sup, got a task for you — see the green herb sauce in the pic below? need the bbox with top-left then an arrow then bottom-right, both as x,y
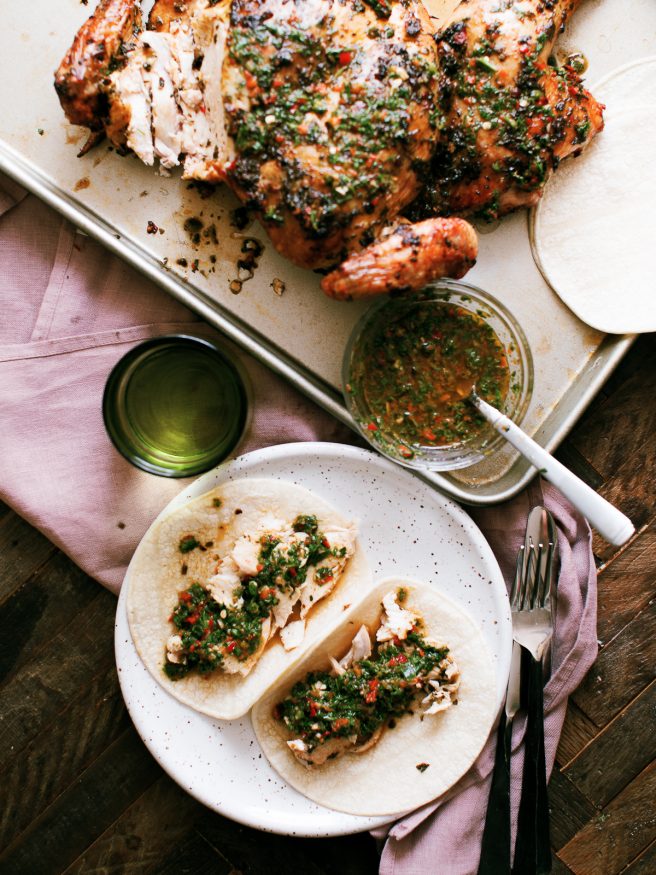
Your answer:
164,515 -> 343,680
275,630 -> 450,752
350,303 -> 509,454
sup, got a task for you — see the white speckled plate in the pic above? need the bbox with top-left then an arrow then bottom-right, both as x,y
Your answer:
115,443 -> 511,836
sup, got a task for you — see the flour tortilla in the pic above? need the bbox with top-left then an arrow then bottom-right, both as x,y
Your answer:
252,578 -> 496,816
532,57 -> 656,334
127,478 -> 371,720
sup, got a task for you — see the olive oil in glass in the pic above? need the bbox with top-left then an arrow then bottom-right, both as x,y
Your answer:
103,335 -> 249,477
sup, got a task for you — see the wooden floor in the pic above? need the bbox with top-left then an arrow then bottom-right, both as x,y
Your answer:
0,334 -> 654,875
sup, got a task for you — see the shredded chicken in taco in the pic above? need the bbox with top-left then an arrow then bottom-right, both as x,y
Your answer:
164,513 -> 356,679
274,589 -> 460,765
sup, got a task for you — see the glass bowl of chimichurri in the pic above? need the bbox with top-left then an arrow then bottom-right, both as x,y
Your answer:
342,280 -> 533,471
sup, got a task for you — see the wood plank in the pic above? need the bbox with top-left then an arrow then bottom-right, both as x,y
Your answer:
62,775 -> 202,875
297,834 -> 380,875
196,812 -> 336,875
0,728 -> 161,875
564,681 -> 656,808
154,829 -> 235,875
548,768 -> 598,851
0,587 -> 117,769
0,508 -> 57,602
572,600 -> 656,727
594,335 -> 654,400
567,336 -> 656,485
552,856 -> 575,875
0,550 -> 99,686
621,839 -> 656,874
595,524 -> 656,646
566,337 -> 656,562
558,761 -> 656,875
0,663 -> 129,850
556,701 -> 599,769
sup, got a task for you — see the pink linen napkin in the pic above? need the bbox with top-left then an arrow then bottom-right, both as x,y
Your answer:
0,175 -> 598,873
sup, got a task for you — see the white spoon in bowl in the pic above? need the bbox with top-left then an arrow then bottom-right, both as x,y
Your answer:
469,389 -> 634,546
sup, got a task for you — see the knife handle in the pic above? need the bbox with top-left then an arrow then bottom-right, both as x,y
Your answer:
477,710 -> 511,875
513,652 -> 552,874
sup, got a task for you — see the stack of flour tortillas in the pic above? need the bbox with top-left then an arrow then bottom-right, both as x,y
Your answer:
532,57 -> 656,334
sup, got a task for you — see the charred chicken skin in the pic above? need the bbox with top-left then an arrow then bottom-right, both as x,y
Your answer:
413,0 -> 604,219
54,0 -> 603,297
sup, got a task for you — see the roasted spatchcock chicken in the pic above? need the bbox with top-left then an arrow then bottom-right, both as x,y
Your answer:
54,0 -> 603,299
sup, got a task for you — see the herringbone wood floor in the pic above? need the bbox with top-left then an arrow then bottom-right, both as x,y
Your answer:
0,334 -> 654,875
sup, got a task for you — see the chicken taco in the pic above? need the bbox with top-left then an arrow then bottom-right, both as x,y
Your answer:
126,478 -> 370,720
252,579 -> 496,816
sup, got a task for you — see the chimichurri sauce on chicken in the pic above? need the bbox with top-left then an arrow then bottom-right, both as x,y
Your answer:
275,590 -> 460,765
164,513 -> 354,679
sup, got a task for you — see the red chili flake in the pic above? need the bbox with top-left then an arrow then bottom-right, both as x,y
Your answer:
185,613 -> 199,625
526,117 -> 545,136
226,640 -> 237,653
179,590 -> 193,603
421,428 -> 437,442
256,563 -> 264,572
288,567 -> 297,578
388,654 -> 408,666
398,445 -> 414,460
367,422 -> 378,432
519,43 -> 531,55
321,574 -> 333,584
207,617 -> 215,632
332,718 -> 349,731
243,70 -> 258,90
365,678 -> 379,703
308,701 -> 318,717
322,538 -> 331,548
338,50 -> 354,65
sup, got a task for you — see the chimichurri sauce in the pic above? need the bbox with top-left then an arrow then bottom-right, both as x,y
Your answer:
352,303 -> 509,453
164,514 -> 342,680
275,631 -> 449,752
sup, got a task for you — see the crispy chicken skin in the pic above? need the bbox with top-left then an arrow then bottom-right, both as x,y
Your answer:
54,0 -> 141,130
414,0 -> 605,219
321,217 -> 477,300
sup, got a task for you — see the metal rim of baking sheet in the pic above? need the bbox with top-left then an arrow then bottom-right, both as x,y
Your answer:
0,141 -> 635,506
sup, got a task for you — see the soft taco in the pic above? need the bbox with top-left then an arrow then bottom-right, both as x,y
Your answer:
126,478 -> 370,720
252,579 -> 497,816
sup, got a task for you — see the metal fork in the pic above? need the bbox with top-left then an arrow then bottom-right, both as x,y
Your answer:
512,508 -> 556,875
478,509 -> 555,875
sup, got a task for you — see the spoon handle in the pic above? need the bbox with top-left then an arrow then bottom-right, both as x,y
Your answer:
471,396 -> 634,546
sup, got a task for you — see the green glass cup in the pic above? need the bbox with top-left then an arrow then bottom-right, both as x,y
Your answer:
103,334 -> 250,477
